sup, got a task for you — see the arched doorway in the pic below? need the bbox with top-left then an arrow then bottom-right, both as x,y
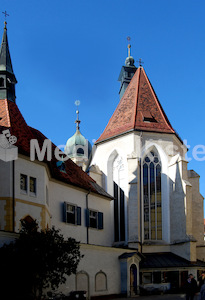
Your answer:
130,264 -> 137,296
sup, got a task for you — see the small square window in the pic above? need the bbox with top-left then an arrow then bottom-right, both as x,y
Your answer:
30,177 -> 36,194
20,174 -> 27,192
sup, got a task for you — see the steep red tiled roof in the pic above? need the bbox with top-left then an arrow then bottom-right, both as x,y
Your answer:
0,99 -> 111,199
97,67 -> 175,143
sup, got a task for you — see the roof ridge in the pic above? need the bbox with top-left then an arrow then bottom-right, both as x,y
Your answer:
133,67 -> 141,129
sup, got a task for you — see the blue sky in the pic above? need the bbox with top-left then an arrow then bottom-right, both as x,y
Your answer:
1,0 -> 205,210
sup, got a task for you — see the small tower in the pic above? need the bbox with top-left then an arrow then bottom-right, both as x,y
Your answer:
0,20 -> 17,102
118,37 -> 137,99
64,105 -> 92,171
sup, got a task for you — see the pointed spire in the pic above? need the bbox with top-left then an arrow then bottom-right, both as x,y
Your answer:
0,21 -> 14,75
0,19 -> 17,102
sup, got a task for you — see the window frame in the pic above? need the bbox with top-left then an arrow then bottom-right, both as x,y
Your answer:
20,174 -> 27,193
29,176 -> 37,196
86,209 -> 103,230
142,151 -> 162,241
63,202 -> 81,226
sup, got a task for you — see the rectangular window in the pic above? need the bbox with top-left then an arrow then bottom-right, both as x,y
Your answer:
85,209 -> 103,230
63,202 -> 81,225
30,177 -> 36,194
89,210 -> 97,228
142,272 -> 152,284
20,174 -> 27,192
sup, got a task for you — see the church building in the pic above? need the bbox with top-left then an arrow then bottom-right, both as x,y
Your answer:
0,21 -> 205,298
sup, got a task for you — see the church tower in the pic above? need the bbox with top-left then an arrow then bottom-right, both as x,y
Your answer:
0,21 -> 17,102
90,44 -> 203,262
118,39 -> 137,99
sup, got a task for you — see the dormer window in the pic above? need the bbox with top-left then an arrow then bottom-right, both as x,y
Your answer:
56,160 -> 66,173
141,111 -> 157,123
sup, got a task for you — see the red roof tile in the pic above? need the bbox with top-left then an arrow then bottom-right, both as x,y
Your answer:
0,99 -> 111,199
97,67 -> 175,143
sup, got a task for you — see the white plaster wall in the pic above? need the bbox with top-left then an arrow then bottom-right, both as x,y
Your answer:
59,244 -> 138,298
49,181 -> 113,247
15,157 -> 46,206
87,193 -> 113,246
92,134 -> 133,198
92,131 -> 184,249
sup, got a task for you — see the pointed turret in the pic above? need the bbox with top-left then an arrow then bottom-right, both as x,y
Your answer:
0,21 -> 17,102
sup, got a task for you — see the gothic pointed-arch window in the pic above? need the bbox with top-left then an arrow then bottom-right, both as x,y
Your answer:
143,151 -> 162,240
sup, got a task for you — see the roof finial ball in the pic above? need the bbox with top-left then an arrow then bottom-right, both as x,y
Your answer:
125,36 -> 135,66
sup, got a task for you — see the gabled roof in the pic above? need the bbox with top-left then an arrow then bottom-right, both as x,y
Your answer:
0,99 -> 112,199
97,66 -> 175,143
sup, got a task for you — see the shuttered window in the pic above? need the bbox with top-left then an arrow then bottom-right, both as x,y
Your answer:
85,209 -> 104,230
62,202 -> 81,225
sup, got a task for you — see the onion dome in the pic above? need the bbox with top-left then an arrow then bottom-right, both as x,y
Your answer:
64,109 -> 92,159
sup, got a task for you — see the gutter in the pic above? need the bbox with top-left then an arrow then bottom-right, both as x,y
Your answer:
86,190 -> 90,244
12,160 -> 15,232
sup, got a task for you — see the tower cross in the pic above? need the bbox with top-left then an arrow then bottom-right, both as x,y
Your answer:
137,58 -> 144,67
2,11 -> 9,21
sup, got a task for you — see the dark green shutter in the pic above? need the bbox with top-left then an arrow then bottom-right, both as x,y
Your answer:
98,212 -> 103,230
85,208 -> 90,227
62,202 -> 67,222
77,206 -> 81,225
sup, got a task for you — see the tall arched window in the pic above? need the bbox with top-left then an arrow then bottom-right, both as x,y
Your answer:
143,151 -> 162,240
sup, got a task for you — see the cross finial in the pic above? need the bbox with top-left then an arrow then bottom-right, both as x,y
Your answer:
2,11 -> 9,28
74,100 -> 81,130
127,36 -> 131,57
137,58 -> 144,67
